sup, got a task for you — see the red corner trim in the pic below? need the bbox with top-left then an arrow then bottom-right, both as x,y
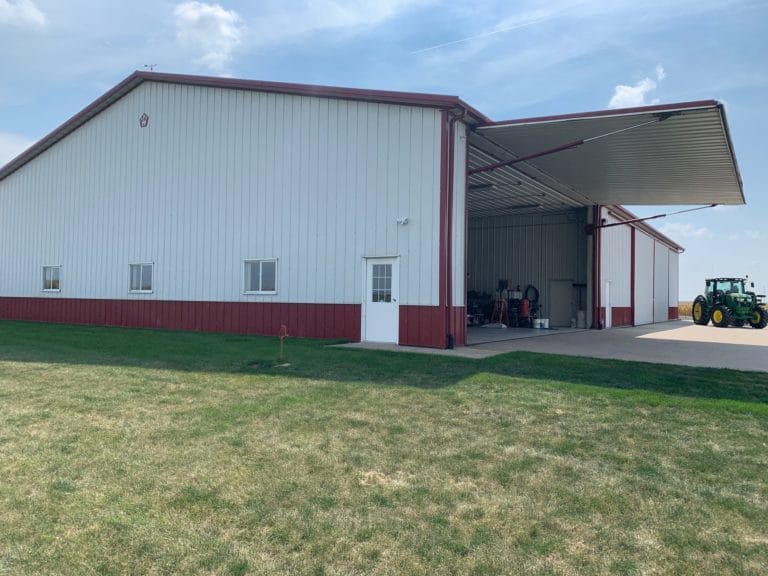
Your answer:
438,112 -> 450,345
630,227 -> 636,326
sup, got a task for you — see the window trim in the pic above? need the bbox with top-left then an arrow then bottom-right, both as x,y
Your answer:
243,258 -> 278,295
129,262 -> 154,294
42,265 -> 61,292
370,261 -> 394,303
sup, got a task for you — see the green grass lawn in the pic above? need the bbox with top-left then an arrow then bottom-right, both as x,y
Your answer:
1,321 -> 767,575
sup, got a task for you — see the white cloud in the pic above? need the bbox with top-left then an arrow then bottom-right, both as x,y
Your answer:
0,132 -> 34,166
0,0 -> 46,29
609,77 -> 657,108
174,1 -> 244,72
608,63 -> 667,108
659,222 -> 710,239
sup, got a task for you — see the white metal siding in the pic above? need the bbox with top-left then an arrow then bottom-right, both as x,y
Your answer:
654,242 -> 669,322
668,251 -> 679,309
452,121 -> 467,307
467,209 -> 588,318
634,231 -> 654,325
599,212 -> 632,308
0,82 -> 444,305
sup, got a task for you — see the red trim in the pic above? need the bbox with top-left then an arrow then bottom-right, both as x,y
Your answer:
399,305 -> 447,348
668,307 -> 679,320
445,114 -> 457,347
592,205 -> 602,329
478,100 -> 720,128
445,113 -> 453,344
630,227 -> 636,326
462,123 -> 470,348
652,241 -> 657,322
600,306 -> 633,327
439,111 -> 449,310
0,298 -> 360,341
437,111 -> 450,347
452,307 -> 466,348
140,72 -> 489,122
439,113 -> 466,348
0,71 -> 488,183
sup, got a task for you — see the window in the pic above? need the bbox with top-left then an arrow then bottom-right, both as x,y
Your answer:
42,266 -> 61,291
244,259 -> 277,294
371,263 -> 392,302
130,263 -> 153,292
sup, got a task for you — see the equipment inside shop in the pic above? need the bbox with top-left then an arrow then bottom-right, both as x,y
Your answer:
467,280 -> 588,331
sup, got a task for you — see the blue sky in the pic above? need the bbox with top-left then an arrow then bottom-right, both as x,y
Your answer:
2,0 -> 766,299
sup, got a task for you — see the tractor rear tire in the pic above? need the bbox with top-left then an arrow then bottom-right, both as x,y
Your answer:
748,306 -> 768,329
711,304 -> 731,328
692,296 -> 710,325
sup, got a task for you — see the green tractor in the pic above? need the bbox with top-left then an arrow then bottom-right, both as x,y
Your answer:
692,278 -> 767,329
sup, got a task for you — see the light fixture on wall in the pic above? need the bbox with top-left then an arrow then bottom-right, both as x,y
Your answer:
396,216 -> 409,225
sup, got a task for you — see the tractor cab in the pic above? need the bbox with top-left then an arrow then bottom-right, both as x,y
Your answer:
706,278 -> 750,304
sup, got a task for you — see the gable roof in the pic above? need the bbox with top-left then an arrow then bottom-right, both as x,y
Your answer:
0,71 -> 489,183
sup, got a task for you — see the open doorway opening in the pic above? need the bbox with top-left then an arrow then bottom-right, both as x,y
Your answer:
462,128 -> 593,345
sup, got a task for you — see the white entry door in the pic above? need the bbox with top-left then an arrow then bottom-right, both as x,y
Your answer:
363,258 -> 399,343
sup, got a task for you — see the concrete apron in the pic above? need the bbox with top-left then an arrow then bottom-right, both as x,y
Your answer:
336,321 -> 768,372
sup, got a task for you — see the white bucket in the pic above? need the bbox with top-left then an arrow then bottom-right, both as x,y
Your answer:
540,318 -> 549,329
533,319 -> 542,328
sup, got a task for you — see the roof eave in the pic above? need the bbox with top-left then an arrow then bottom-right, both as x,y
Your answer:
0,72 -> 145,182
138,71 -> 490,122
477,100 -> 722,129
714,101 -> 745,204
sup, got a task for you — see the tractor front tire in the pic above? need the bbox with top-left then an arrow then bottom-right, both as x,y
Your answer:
692,296 -> 710,325
711,304 -> 731,328
748,306 -> 768,329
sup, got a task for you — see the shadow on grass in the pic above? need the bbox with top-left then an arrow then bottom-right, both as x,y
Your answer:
1,320 -> 768,406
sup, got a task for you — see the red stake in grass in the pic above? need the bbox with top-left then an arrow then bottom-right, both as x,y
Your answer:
278,324 -> 289,362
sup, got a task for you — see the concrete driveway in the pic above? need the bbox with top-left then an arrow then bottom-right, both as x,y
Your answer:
340,320 -> 768,372
471,320 -> 768,372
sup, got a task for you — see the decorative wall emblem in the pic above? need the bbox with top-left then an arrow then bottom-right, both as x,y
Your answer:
139,113 -> 150,128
